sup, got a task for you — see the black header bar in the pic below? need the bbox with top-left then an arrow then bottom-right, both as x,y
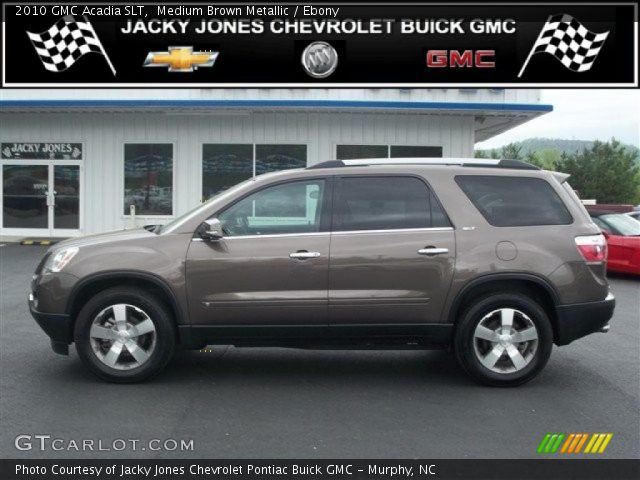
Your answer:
1,2 -> 638,87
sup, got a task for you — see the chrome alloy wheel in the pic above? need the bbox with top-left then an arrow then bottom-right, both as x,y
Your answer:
472,308 -> 539,374
89,304 -> 156,370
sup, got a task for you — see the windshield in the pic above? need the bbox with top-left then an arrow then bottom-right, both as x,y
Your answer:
159,179 -> 255,234
600,214 -> 640,236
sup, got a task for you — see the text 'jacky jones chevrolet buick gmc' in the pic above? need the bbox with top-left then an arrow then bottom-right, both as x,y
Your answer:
29,158 -> 614,385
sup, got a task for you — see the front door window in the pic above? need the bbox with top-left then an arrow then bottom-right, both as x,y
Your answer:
218,180 -> 326,236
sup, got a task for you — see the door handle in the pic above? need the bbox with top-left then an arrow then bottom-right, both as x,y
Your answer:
289,251 -> 321,259
418,247 -> 449,256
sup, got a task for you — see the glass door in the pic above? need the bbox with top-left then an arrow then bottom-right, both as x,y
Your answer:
52,164 -> 80,235
1,163 -> 81,237
2,164 -> 50,236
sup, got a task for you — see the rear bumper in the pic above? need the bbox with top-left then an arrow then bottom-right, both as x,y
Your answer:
555,292 -> 615,346
29,293 -> 71,355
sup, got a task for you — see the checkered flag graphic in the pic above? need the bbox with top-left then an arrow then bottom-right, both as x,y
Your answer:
27,15 -> 116,75
518,14 -> 609,77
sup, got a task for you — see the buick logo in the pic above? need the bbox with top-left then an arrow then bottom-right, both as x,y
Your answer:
301,41 -> 338,78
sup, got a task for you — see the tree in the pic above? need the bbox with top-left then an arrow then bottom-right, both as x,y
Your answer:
474,148 -> 502,159
525,148 -> 560,170
556,139 -> 640,204
501,143 -> 523,160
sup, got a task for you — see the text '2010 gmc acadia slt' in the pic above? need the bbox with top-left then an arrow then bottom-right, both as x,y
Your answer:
29,158 -> 615,386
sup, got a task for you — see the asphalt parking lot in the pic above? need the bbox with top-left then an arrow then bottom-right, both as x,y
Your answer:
1,243 -> 638,459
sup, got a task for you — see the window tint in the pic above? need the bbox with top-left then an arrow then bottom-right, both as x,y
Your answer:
591,217 -> 611,233
124,144 -> 173,215
219,180 -> 325,236
202,144 -> 253,200
336,145 -> 388,160
598,214 -> 640,236
336,145 -> 443,160
455,175 -> 573,227
335,176 -> 451,231
202,144 -> 308,201
255,144 -> 307,174
390,145 -> 443,158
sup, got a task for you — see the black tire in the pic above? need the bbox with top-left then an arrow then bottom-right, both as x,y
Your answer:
454,292 -> 553,387
74,287 -> 175,383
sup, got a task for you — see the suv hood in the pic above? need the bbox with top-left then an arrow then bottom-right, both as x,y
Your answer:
50,228 -> 155,251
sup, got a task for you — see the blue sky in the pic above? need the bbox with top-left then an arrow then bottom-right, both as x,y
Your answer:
476,89 -> 640,149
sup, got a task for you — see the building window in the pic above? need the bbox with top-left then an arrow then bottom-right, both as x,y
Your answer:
202,144 -> 253,200
202,144 -> 307,199
336,145 -> 443,160
390,145 -> 443,158
336,145 -> 388,160
255,144 -> 307,174
124,144 -> 173,216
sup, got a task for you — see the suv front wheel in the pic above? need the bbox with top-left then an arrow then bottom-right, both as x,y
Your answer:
454,292 -> 553,387
74,288 -> 175,383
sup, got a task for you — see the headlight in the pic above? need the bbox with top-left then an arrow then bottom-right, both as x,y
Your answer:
43,247 -> 79,273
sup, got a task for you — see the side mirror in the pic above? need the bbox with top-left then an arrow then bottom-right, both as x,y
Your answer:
601,230 -> 610,238
200,218 -> 224,241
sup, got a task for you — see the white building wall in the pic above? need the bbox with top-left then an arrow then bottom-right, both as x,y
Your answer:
0,111 -> 474,235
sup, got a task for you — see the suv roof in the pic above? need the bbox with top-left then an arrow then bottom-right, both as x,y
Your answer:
307,158 -> 540,171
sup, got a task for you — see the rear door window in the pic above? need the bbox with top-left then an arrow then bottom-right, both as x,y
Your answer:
334,176 -> 451,231
455,175 -> 573,227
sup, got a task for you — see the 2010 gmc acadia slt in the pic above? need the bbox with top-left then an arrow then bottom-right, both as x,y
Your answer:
29,159 -> 615,385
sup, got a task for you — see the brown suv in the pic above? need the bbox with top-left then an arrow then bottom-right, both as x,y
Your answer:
29,159 -> 615,385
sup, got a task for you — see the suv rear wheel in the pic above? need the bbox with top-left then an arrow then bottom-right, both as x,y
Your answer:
74,288 -> 175,383
454,292 -> 553,387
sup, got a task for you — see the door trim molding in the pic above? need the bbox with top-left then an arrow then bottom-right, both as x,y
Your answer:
191,227 -> 453,241
332,227 -> 454,235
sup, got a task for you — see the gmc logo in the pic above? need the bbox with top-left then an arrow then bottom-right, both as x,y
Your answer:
426,50 -> 496,68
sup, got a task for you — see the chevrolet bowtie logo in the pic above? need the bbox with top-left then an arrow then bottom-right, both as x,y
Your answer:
143,46 -> 218,72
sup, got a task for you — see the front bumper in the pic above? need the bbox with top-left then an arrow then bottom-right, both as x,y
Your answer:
28,293 -> 71,355
555,292 -> 615,346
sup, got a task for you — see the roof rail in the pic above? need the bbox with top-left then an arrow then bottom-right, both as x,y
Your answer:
307,158 -> 540,170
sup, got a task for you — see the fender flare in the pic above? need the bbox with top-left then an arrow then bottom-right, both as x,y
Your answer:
66,270 -> 184,323
447,272 -> 560,324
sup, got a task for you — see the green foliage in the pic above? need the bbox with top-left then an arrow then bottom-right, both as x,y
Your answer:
474,138 -> 640,204
476,138 -> 639,165
508,138 -> 638,159
556,139 -> 640,204
525,148 -> 561,170
500,143 -> 523,160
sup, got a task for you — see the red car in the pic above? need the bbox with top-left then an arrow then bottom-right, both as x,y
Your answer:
589,211 -> 640,275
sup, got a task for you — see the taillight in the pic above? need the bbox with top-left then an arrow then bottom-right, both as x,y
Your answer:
575,234 -> 607,262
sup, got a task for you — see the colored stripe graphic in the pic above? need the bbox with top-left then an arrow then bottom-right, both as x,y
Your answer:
540,433 -> 613,454
574,433 -> 589,453
585,433 -> 613,453
560,433 -> 575,453
537,434 -> 552,453
537,433 -> 565,453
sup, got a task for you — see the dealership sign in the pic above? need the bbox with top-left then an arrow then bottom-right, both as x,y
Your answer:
1,143 -> 83,160
1,2 -> 636,87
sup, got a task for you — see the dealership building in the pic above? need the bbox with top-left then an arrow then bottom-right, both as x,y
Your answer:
0,88 -> 551,238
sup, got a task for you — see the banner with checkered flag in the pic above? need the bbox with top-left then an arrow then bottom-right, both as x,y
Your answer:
518,14 -> 609,77
26,15 -> 116,75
